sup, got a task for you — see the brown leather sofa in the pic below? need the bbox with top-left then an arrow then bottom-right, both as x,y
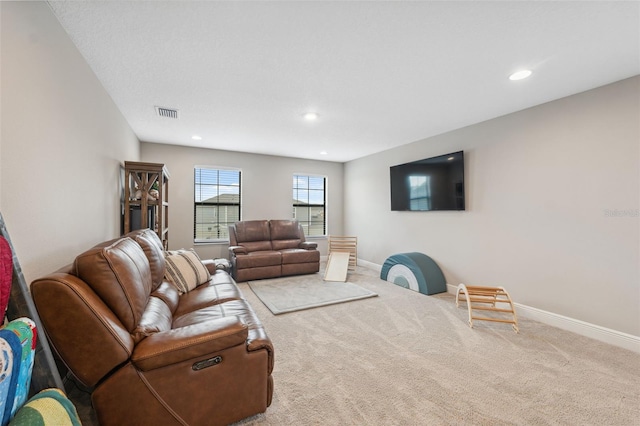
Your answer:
228,220 -> 320,282
31,229 -> 273,426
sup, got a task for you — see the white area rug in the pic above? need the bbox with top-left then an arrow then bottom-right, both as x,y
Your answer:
248,273 -> 377,315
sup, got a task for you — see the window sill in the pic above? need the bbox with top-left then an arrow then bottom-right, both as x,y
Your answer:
194,239 -> 230,245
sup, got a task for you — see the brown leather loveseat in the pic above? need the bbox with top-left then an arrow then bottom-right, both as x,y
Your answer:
228,219 -> 320,282
31,229 -> 273,426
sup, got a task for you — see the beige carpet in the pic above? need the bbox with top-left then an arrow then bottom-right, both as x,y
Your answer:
248,274 -> 377,314
68,266 -> 640,425
233,266 -> 640,425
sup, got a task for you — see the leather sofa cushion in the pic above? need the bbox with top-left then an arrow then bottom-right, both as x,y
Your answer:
210,269 -> 237,285
150,281 -> 180,314
234,266 -> 281,283
240,241 -> 273,253
132,296 -> 173,343
270,221 -> 304,250
282,262 -> 319,277
173,281 -> 244,317
234,251 -> 281,269
129,229 -> 166,291
271,239 -> 301,250
172,300 -> 256,328
152,267 -> 243,316
281,249 -> 320,264
269,220 -> 301,240
74,238 -> 151,332
234,220 -> 271,243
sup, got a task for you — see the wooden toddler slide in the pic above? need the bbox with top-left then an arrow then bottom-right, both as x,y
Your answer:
456,284 -> 519,333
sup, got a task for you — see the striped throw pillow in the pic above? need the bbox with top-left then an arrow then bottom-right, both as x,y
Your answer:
164,249 -> 211,294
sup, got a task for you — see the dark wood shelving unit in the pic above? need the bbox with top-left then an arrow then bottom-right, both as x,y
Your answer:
123,161 -> 169,249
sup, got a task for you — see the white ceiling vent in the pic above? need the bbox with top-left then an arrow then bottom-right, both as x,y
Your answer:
155,106 -> 179,119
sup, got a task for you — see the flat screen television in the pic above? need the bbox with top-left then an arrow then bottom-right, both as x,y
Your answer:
390,151 -> 465,211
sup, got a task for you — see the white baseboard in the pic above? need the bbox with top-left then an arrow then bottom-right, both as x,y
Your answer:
357,258 -> 382,272
446,283 -> 640,353
355,262 -> 639,353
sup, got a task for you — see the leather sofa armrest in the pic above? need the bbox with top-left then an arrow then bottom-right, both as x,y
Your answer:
201,258 -> 232,275
131,316 -> 248,371
299,241 -> 317,250
201,259 -> 217,275
229,245 -> 247,255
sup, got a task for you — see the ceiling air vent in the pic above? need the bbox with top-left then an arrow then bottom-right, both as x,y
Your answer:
155,106 -> 179,119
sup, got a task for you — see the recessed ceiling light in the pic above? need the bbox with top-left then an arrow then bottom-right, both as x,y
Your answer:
192,135 -> 202,140
320,151 -> 328,155
509,70 -> 532,81
303,112 -> 319,121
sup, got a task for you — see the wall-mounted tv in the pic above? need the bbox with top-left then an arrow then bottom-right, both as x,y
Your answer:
390,151 -> 465,211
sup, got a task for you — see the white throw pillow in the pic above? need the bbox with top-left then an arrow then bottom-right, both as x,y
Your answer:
164,249 -> 211,294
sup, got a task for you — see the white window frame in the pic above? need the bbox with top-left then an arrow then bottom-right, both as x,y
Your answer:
293,174 -> 327,237
194,166 -> 242,243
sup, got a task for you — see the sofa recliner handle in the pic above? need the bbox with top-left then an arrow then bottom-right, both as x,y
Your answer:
192,355 -> 223,371
131,316 -> 248,371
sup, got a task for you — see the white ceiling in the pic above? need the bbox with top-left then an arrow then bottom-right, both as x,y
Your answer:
47,1 -> 640,163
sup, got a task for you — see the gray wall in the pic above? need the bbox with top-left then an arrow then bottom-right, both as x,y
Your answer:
0,2 -> 140,283
141,143 -> 344,260
344,76 -> 639,336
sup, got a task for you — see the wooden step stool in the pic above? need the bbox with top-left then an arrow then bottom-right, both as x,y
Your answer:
456,284 -> 519,333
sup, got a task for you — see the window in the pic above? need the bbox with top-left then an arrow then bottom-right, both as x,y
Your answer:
194,167 -> 241,241
293,175 -> 326,237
